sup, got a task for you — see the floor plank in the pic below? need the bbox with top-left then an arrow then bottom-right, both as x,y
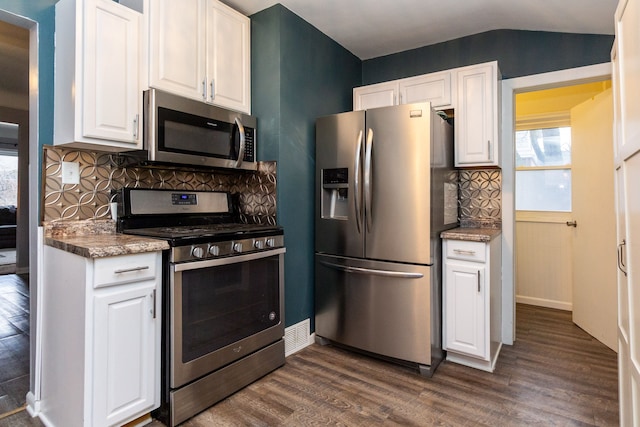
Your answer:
0,272 -> 619,426
149,304 -> 619,426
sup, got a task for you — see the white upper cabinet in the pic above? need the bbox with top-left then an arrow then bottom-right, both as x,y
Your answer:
54,0 -> 143,151
399,71 -> 454,108
353,62 -> 500,168
454,61 -> 500,167
149,0 -> 251,113
353,81 -> 399,111
207,1 -> 251,113
149,0 -> 206,101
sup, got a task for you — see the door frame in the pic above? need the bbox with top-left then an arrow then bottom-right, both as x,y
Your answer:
500,62 -> 612,344
0,7 -> 41,413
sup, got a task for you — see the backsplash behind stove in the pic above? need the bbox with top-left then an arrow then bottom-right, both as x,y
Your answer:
42,146 -> 502,228
42,146 -> 277,225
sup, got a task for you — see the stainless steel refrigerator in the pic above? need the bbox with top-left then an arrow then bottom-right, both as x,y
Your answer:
314,102 -> 457,376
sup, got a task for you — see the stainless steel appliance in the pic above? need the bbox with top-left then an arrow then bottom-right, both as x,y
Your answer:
143,88 -> 257,171
119,188 -> 285,426
315,102 -> 457,376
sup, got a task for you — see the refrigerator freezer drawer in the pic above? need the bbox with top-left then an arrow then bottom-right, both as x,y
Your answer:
315,253 -> 433,366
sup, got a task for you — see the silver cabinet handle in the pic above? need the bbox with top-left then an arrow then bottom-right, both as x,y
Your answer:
234,117 -> 246,169
210,79 -> 215,101
114,265 -> 150,274
354,129 -> 363,234
566,221 -> 577,227
487,140 -> 492,161
202,79 -> 207,100
477,270 -> 481,292
453,249 -> 476,255
618,239 -> 628,276
133,114 -> 139,140
150,289 -> 156,319
364,128 -> 374,232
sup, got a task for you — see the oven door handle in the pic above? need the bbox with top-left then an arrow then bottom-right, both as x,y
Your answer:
172,248 -> 286,272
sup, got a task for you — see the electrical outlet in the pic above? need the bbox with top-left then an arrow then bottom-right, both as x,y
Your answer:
61,161 -> 80,184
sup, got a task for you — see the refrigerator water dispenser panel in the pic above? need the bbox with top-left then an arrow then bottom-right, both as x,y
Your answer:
322,168 -> 349,219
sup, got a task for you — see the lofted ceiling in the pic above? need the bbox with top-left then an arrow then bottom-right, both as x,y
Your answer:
220,0 -> 618,60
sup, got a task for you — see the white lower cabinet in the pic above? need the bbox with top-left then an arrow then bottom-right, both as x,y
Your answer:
443,236 -> 502,372
40,248 -> 161,427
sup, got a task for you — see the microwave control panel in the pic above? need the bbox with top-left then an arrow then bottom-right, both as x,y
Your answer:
244,127 -> 255,162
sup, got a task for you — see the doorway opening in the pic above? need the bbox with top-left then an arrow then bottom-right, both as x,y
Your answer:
501,63 -> 614,346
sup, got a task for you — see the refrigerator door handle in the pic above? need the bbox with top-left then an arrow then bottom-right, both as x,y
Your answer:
319,260 -> 424,279
354,130 -> 363,234
364,128 -> 374,232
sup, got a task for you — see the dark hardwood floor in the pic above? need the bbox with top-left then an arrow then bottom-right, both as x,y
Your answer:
153,304 -> 619,426
0,272 -> 619,426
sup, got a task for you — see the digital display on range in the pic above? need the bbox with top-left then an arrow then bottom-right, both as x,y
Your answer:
171,193 -> 197,205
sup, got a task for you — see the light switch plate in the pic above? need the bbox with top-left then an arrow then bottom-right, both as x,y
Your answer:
61,161 -> 80,184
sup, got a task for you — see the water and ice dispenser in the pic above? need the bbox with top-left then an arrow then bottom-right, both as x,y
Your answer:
321,168 -> 349,219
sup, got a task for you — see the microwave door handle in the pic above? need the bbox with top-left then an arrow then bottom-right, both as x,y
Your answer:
234,117 -> 246,168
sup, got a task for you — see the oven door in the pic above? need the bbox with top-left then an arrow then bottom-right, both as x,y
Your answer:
170,248 -> 285,388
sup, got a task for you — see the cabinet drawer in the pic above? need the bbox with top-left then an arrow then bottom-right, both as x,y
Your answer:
93,252 -> 158,288
445,240 -> 486,263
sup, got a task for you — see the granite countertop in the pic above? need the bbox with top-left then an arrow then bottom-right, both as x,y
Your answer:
440,227 -> 502,242
44,219 -> 169,258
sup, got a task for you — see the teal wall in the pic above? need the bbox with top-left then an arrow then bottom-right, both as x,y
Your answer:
251,7 -> 614,331
0,1 -> 56,148
251,5 -> 361,328
363,29 -> 614,84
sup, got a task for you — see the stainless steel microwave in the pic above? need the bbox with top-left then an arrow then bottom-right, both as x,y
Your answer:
143,89 -> 257,171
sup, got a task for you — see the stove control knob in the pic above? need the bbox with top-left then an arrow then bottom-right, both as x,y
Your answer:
265,238 -> 276,248
233,242 -> 243,253
208,245 -> 220,256
192,246 -> 205,259
254,240 -> 264,250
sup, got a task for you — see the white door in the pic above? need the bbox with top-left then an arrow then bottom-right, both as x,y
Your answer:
83,0 -> 141,144
149,0 -> 206,100
92,281 -> 157,427
444,262 -> 486,358
614,0 -> 640,422
352,81 -> 398,111
207,0 -> 251,113
570,89 -> 617,351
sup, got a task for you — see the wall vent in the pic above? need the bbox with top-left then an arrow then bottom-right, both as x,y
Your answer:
284,318 -> 311,357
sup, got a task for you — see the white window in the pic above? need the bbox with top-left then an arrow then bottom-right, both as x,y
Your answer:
0,154 -> 18,206
515,127 -> 572,212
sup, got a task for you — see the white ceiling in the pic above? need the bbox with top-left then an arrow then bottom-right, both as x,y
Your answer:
220,0 -> 618,60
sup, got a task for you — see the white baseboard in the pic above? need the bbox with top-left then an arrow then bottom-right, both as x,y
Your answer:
25,391 -> 39,417
516,295 -> 572,311
284,319 -> 313,357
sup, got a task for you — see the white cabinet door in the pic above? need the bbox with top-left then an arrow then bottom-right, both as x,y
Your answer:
444,262 -> 486,359
454,62 -> 499,167
353,81 -> 398,110
149,0 -> 207,100
149,0 -> 251,113
614,0 -> 640,423
83,0 -> 142,143
399,71 -> 453,108
207,0 -> 251,113
55,0 -> 143,150
92,280 -> 157,427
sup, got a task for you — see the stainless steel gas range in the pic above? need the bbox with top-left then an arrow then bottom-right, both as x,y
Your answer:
118,188 -> 286,427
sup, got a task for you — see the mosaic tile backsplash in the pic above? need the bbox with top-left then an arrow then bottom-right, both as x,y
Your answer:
42,146 -> 277,225
458,169 -> 502,228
